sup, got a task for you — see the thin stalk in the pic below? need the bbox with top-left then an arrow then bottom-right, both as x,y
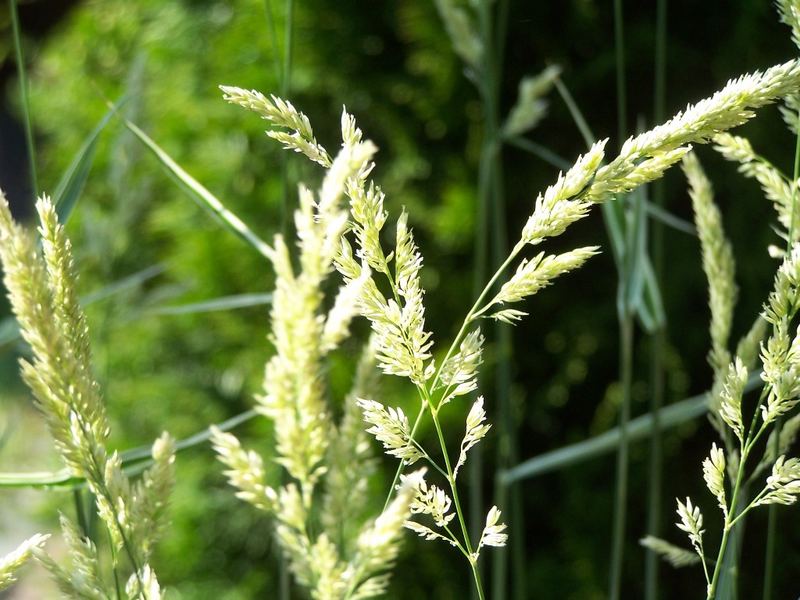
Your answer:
382,405 -> 426,512
506,136 -> 571,170
609,1 -> 632,598
73,489 -> 90,538
613,0 -> 627,146
434,244 -> 524,396
262,0 -> 283,83
609,314 -> 634,600
278,0 -> 294,236
9,0 -> 38,198
554,78 -> 596,147
430,410 -> 485,600
108,529 -> 122,600
708,443 -> 751,599
645,1 -> 668,598
645,329 -> 665,600
473,0 -> 516,595
470,144 -> 491,600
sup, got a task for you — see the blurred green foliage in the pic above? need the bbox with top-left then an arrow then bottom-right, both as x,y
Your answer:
1,0 -> 800,597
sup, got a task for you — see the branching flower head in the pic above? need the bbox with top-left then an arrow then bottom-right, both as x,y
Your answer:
754,456 -> 800,506
357,399 -> 424,465
454,396 -> 491,479
474,505 -> 508,562
675,497 -> 705,559
0,534 -> 49,591
703,444 -> 727,517
437,328 -> 484,404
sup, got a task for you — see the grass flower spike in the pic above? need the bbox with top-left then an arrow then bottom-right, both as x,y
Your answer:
0,193 -> 175,598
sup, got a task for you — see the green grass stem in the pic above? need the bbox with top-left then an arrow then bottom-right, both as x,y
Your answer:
609,1 -> 634,597
9,0 -> 38,198
645,1 -> 668,598
609,314 -> 633,600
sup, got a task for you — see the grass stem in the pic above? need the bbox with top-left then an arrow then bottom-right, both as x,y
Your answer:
9,0 -> 38,198
609,314 -> 634,600
645,1 -> 668,598
609,2 -> 633,598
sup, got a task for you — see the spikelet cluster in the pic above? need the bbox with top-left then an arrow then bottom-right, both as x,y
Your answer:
0,534 -> 49,591
640,535 -> 702,568
0,193 -> 175,598
220,85 -> 332,167
481,247 -> 600,323
583,60 -> 800,209
713,132 -> 798,243
503,65 -> 562,138
432,0 -> 482,71
683,153 -> 738,373
232,92 -> 512,579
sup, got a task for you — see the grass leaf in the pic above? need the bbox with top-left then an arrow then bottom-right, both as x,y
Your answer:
121,117 -> 273,259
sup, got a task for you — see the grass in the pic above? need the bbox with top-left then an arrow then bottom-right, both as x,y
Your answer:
4,2 -> 800,598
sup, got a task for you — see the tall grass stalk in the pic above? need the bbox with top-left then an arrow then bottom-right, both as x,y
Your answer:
9,0 -> 38,198
609,1 -> 633,598
645,1 -> 669,598
470,0 -> 519,597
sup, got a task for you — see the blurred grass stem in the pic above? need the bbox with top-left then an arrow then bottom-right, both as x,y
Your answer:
645,0 -> 668,598
609,1 -> 632,598
9,0 -> 38,198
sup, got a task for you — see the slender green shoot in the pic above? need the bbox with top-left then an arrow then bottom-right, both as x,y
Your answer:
645,1 -> 669,598
9,0 -> 37,198
609,2 -> 634,597
121,118 -> 272,259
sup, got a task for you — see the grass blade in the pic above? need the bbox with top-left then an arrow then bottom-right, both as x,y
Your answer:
0,408 -> 259,489
145,293 -> 273,316
53,99 -> 123,223
499,372 -> 761,484
646,201 -> 695,236
506,136 -> 571,171
0,264 -> 165,350
637,260 -> 666,333
620,188 -> 648,317
121,118 -> 273,260
9,0 -> 37,198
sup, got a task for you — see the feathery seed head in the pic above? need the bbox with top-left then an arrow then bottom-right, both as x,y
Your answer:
716,358 -> 748,443
754,455 -> 800,506
675,497 -> 705,558
0,534 -> 49,591
475,505 -> 508,560
358,399 -> 424,464
437,328 -> 484,404
640,536 -> 702,568
454,396 -> 491,479
486,246 -> 600,321
703,443 -> 728,516
503,65 -> 562,138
